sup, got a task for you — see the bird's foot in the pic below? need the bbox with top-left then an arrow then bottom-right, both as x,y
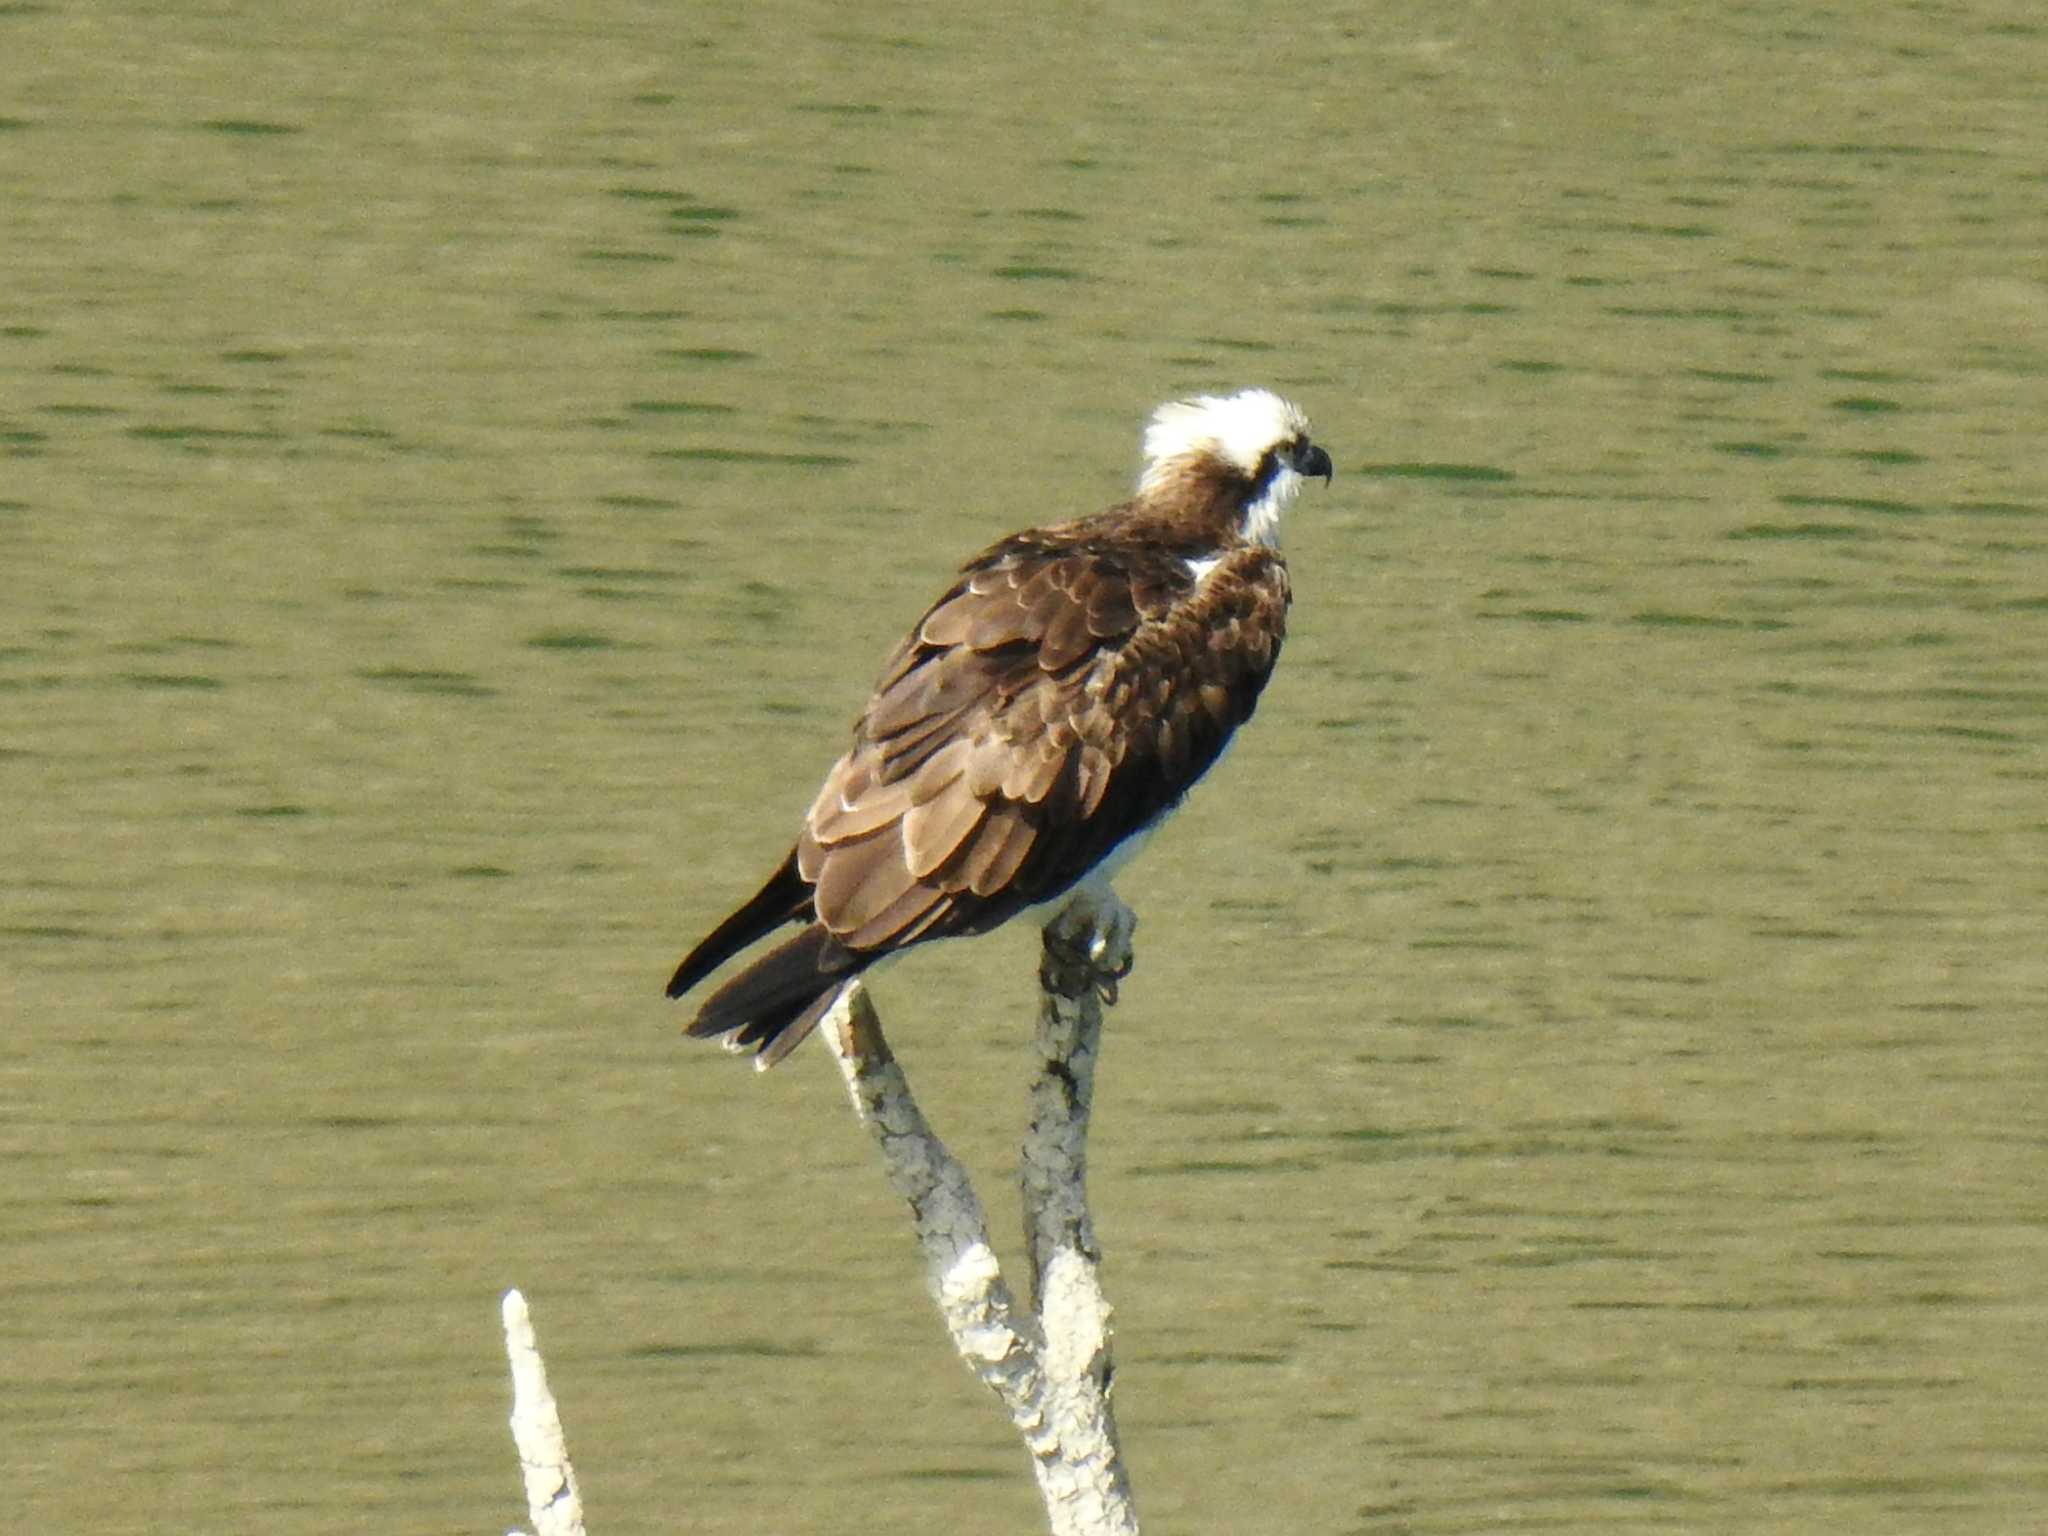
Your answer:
1040,886 -> 1138,1005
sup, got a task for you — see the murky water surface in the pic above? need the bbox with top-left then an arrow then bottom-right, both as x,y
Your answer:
4,4 -> 2044,1532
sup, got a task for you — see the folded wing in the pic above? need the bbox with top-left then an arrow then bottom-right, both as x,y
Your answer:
798,534 -> 1290,954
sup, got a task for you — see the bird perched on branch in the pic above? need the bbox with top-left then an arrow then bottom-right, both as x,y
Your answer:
667,388 -> 1332,1068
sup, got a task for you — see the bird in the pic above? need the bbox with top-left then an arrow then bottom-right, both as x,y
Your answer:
666,388 -> 1332,1069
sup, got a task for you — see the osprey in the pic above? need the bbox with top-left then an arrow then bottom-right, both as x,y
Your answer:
668,388 -> 1332,1067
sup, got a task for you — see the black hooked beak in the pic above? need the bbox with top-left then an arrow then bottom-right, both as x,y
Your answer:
1293,440 -> 1334,486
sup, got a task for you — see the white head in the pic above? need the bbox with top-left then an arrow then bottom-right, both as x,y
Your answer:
1138,388 -> 1329,547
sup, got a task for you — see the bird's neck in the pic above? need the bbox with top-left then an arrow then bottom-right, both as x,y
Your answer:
1124,453 -> 1275,550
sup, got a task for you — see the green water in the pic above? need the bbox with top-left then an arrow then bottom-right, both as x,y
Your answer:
4,3 -> 2044,1532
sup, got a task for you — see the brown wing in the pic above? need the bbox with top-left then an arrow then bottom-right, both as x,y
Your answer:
796,532 -> 1289,954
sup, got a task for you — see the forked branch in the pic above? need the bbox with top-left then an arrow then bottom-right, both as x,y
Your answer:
497,897 -> 1140,1536
821,893 -> 1139,1536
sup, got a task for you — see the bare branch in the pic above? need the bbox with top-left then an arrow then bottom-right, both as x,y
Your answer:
823,984 -> 1042,1392
502,1289 -> 587,1536
490,895 -> 1140,1535
1020,890 -> 1136,1530
821,886 -> 1140,1536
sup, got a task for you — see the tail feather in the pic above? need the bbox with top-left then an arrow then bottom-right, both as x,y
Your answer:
667,851 -> 810,1000
685,922 -> 869,1069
